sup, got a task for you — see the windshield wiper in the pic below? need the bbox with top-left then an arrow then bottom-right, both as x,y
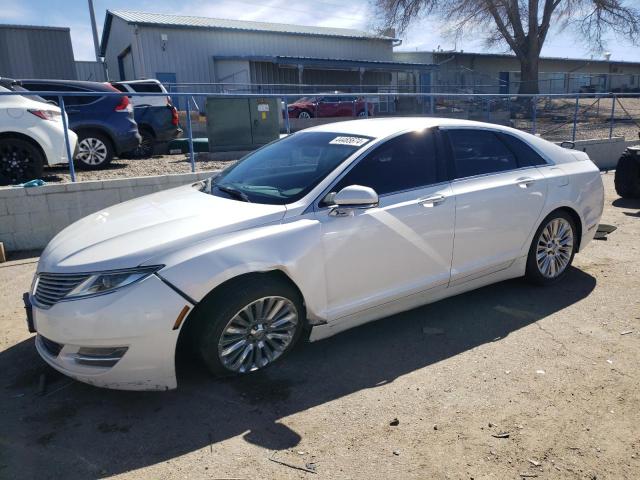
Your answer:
215,184 -> 251,202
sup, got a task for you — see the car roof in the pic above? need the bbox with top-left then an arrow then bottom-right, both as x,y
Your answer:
304,117 -> 570,163
116,79 -> 162,85
303,117 -> 518,139
20,79 -> 113,92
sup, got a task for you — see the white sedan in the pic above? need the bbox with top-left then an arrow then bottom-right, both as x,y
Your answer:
27,118 -> 604,390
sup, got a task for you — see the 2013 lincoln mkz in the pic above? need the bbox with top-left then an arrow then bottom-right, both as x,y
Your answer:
26,118 -> 604,390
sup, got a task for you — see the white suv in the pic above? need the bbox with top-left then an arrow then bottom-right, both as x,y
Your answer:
114,79 -> 172,107
0,79 -> 77,185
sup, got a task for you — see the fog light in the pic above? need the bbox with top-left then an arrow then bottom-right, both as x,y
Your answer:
74,346 -> 128,367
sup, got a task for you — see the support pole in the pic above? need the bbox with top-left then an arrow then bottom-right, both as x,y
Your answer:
531,96 -> 537,135
609,95 -> 616,139
572,95 -> 579,142
59,96 -> 76,183
185,99 -> 195,173
284,96 -> 291,134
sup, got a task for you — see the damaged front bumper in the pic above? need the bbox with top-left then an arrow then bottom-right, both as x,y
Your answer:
31,274 -> 192,391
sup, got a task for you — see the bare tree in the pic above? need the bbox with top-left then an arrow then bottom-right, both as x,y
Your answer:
376,0 -> 640,94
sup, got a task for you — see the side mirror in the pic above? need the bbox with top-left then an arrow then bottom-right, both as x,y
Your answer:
560,141 -> 575,149
330,185 -> 378,216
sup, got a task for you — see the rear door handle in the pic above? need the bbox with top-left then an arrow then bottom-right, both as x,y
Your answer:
515,177 -> 536,188
418,194 -> 446,207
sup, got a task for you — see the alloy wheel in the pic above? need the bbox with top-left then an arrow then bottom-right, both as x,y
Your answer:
217,296 -> 299,373
298,111 -> 311,119
76,137 -> 108,166
0,140 -> 39,185
536,218 -> 574,279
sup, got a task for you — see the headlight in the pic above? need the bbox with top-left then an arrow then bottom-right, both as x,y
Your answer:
65,266 -> 163,300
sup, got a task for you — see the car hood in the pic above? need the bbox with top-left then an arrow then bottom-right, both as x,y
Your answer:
38,184 -> 287,273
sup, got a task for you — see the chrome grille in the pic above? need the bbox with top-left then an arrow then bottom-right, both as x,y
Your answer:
34,273 -> 90,308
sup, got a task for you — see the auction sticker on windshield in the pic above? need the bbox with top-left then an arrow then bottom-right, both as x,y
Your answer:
329,136 -> 370,147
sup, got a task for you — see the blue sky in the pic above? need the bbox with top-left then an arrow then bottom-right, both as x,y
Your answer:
5,0 -> 640,62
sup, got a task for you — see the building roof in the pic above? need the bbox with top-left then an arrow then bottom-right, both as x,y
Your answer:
0,24 -> 70,32
213,55 -> 435,70
101,10 -> 396,56
425,50 -> 640,67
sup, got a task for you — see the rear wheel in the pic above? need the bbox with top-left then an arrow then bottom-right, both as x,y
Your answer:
614,151 -> 640,199
125,128 -> 155,159
75,131 -> 114,169
525,211 -> 577,285
0,137 -> 44,186
194,276 -> 305,377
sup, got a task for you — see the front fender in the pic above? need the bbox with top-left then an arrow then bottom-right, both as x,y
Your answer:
153,217 -> 329,324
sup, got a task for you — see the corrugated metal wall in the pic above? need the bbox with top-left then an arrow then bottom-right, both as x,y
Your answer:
103,18 -> 395,85
102,18 -> 136,81
0,26 -> 76,79
75,61 -> 106,81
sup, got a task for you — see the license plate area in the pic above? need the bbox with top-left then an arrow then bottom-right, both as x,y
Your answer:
23,292 -> 36,333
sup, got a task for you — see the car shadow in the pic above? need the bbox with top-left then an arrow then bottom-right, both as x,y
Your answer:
0,268 -> 596,478
612,197 -> 640,209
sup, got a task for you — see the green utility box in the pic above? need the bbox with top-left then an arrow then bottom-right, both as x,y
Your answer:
205,97 -> 280,152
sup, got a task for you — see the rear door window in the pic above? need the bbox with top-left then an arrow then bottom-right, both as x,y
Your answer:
498,133 -> 548,167
128,82 -> 163,93
446,129 -> 518,179
21,83 -> 100,106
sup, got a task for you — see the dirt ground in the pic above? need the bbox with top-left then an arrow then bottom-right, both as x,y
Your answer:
0,174 -> 639,480
38,154 -> 234,184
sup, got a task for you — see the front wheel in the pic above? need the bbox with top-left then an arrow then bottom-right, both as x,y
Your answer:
195,276 -> 305,376
525,211 -> 577,285
297,110 -> 312,119
75,132 -> 114,169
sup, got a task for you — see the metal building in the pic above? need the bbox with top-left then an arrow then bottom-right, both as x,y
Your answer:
395,50 -> 640,94
0,24 -> 76,80
99,9 -> 434,100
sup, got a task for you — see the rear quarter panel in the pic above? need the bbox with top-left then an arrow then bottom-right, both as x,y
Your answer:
536,158 -> 604,251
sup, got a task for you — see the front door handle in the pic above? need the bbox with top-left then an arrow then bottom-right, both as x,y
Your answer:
515,177 -> 536,188
418,194 -> 446,207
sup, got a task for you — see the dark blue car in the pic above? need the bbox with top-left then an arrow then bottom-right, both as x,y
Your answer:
20,79 -> 141,169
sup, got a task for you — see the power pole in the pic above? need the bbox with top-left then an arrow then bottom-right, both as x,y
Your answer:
88,0 -> 101,61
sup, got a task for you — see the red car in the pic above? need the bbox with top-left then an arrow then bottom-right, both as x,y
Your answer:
287,94 -> 374,119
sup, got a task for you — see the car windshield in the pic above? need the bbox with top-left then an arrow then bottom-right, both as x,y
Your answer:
207,132 -> 373,205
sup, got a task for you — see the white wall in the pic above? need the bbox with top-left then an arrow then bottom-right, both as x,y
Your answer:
0,171 -> 216,252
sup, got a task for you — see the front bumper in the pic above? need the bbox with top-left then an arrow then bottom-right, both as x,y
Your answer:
31,274 -> 192,391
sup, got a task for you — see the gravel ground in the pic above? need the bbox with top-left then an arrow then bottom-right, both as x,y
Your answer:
1,175 -> 639,480
41,154 -> 236,184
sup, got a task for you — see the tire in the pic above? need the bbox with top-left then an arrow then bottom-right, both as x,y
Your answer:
357,110 -> 368,117
125,128 -> 155,159
0,137 -> 44,186
194,275 -> 305,377
614,152 -> 640,199
525,211 -> 577,286
74,131 -> 114,169
297,110 -> 312,119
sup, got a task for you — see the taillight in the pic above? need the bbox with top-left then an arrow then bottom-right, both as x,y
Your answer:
104,82 -> 132,112
115,95 -> 130,112
28,109 -> 61,121
170,106 -> 179,126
